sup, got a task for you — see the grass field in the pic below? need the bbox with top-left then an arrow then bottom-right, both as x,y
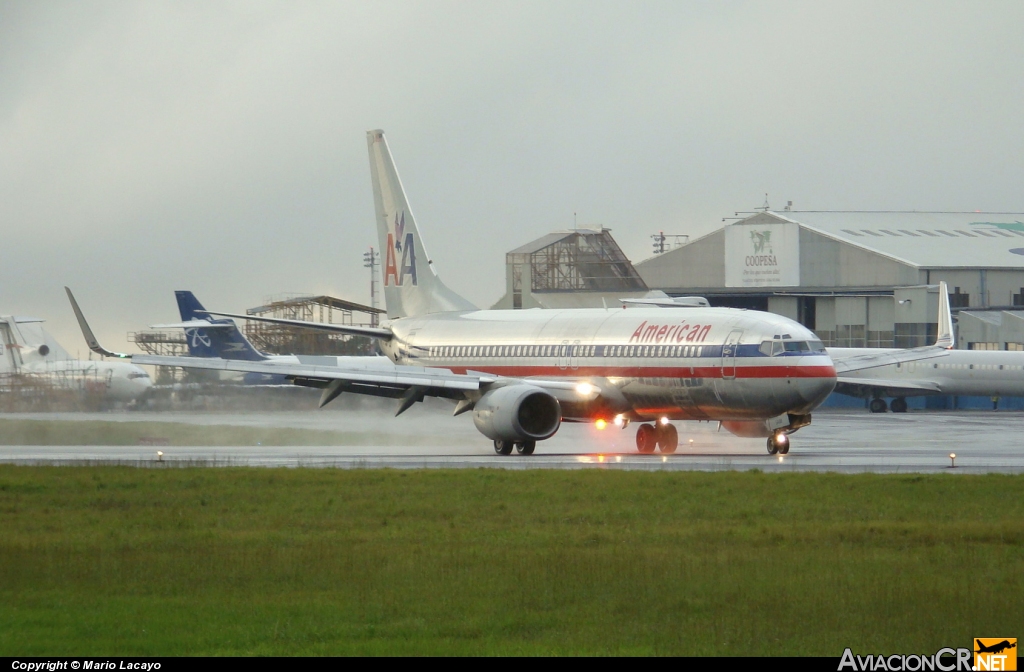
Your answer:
0,466 -> 1021,655
0,418 -> 372,447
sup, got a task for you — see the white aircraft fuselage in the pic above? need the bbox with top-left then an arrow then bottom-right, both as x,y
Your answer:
832,347 -> 1024,398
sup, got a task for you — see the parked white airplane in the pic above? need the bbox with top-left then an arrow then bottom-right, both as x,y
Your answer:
828,291 -> 1024,411
66,130 -> 952,455
1,315 -> 152,402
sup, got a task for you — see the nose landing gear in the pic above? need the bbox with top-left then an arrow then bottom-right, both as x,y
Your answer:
766,431 -> 790,455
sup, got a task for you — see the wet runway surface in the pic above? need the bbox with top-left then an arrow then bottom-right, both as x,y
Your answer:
2,408 -> 1023,473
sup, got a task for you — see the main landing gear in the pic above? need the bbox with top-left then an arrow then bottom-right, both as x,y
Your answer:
766,431 -> 790,455
635,422 -> 678,454
493,439 -> 536,456
869,397 -> 908,413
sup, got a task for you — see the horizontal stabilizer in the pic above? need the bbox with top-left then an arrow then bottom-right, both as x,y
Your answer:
0,317 -> 45,325
149,320 -> 237,330
621,297 -> 710,308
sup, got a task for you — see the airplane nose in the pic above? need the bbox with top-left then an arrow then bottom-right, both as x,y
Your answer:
798,365 -> 837,408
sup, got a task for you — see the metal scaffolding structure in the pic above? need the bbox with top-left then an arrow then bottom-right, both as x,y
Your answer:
0,365 -> 113,411
128,330 -> 190,383
245,294 -> 384,356
508,228 -> 648,293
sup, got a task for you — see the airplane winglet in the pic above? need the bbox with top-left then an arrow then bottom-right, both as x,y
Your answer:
935,281 -> 954,349
64,287 -> 131,359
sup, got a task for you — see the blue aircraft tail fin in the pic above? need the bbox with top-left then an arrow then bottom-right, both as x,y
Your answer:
175,291 -> 267,361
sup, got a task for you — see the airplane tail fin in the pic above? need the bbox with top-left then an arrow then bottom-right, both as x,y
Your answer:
366,129 -> 476,319
935,281 -> 954,349
175,291 -> 267,361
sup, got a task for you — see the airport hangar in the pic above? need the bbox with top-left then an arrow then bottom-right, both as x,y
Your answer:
492,211 -> 1024,408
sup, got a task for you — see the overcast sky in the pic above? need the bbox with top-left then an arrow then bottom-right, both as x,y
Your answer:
3,0 -> 1024,355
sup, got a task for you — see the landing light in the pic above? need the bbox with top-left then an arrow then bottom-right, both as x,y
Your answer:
660,416 -> 670,426
595,419 -> 607,430
613,414 -> 624,427
575,382 -> 596,396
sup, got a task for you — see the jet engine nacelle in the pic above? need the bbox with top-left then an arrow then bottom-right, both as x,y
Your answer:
472,384 -> 561,443
21,344 -> 50,358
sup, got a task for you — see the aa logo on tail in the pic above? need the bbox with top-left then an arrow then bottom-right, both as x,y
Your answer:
384,212 -> 417,286
975,638 -> 1017,671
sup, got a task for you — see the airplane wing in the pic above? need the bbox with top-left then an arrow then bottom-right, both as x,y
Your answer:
830,280 -> 955,374
199,311 -> 392,340
130,354 -> 599,412
66,287 -> 601,414
830,346 -> 950,374
834,376 -> 943,397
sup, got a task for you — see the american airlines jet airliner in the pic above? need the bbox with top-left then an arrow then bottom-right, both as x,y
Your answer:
66,130 -> 952,455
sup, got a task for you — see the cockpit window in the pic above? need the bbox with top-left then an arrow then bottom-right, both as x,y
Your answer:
762,339 -> 826,356
128,372 -> 150,380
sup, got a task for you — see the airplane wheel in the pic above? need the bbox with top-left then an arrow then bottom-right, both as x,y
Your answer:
767,431 -> 790,455
636,424 -> 656,454
891,397 -> 908,413
657,423 -> 678,454
516,440 -> 536,455
493,440 -> 513,456
869,398 -> 888,413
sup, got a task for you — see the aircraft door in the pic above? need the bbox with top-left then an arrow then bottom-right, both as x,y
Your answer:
558,340 -> 569,370
570,340 -> 581,371
721,329 -> 743,380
